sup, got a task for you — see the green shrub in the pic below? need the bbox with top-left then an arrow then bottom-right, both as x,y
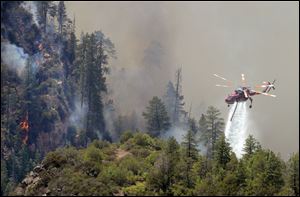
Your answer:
120,130 -> 134,143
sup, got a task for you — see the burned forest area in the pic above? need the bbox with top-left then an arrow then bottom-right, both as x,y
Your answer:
1,1 -> 299,196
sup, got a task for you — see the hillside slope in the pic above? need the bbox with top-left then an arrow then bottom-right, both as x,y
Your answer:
12,132 -> 299,196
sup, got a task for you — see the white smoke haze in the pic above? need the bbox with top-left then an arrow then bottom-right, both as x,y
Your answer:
103,102 -> 117,141
21,1 -> 39,26
225,102 -> 248,158
161,126 -> 186,143
69,99 -> 87,130
1,42 -> 29,76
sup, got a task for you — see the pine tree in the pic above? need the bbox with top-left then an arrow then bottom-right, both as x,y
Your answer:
199,114 -> 207,134
287,152 -> 299,196
36,1 -> 50,33
166,136 -> 180,157
76,33 -> 88,107
243,135 -> 261,158
188,118 -> 198,134
165,137 -> 180,180
143,96 -> 171,137
57,1 -> 67,36
150,137 -> 180,195
214,134 -> 231,168
163,81 -> 176,124
64,24 -> 77,79
244,150 -> 284,195
181,129 -> 198,188
173,68 -> 185,124
200,106 -> 224,159
48,2 -> 57,19
182,129 -> 198,161
75,31 -> 115,142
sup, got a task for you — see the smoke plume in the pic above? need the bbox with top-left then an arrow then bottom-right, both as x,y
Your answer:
1,42 -> 29,76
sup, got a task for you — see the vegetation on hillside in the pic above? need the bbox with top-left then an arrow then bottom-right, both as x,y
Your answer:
11,132 -> 299,196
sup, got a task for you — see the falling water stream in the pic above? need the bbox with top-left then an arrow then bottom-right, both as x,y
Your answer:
225,102 -> 248,158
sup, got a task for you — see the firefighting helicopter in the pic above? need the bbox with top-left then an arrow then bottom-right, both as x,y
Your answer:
213,74 -> 276,121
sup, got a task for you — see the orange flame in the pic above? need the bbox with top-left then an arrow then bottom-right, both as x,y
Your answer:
20,112 -> 29,144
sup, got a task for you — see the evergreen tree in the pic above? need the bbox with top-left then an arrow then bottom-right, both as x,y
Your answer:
181,129 -> 198,188
287,152 -> 299,196
214,134 -> 231,168
64,24 -> 77,79
19,146 -> 32,178
36,1 -> 50,33
166,136 -> 180,156
243,135 -> 261,158
244,150 -> 284,195
57,1 -> 67,36
173,68 -> 186,124
143,96 -> 171,137
48,2 -> 57,19
163,81 -> 176,124
188,118 -> 198,134
76,33 -> 88,106
199,113 -> 207,134
200,106 -> 224,159
165,136 -> 180,189
76,31 -> 115,142
148,137 -> 180,195
182,129 -> 198,161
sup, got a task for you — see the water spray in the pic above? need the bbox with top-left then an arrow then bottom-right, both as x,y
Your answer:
225,102 -> 248,158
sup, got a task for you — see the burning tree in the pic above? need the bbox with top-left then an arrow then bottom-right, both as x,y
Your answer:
20,112 -> 29,144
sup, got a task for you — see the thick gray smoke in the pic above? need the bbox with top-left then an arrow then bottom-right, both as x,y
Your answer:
91,3 -> 179,134
1,42 -> 29,76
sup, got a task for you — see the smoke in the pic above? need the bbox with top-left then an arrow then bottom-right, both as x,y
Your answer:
225,102 -> 248,158
21,1 -> 39,26
1,42 -> 29,76
106,40 -> 175,131
162,126 -> 186,143
69,99 -> 87,130
103,101 -> 117,141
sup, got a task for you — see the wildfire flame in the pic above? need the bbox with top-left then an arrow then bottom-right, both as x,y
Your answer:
20,112 -> 29,144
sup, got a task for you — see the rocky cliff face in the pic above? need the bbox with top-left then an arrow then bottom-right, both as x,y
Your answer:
14,165 -> 48,196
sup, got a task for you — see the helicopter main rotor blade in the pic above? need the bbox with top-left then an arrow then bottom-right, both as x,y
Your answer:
213,74 -> 229,81
255,84 -> 274,88
254,90 -> 276,98
216,84 -> 231,87
241,73 -> 246,86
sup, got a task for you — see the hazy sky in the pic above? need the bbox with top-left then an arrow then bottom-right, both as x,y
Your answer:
66,1 -> 299,159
